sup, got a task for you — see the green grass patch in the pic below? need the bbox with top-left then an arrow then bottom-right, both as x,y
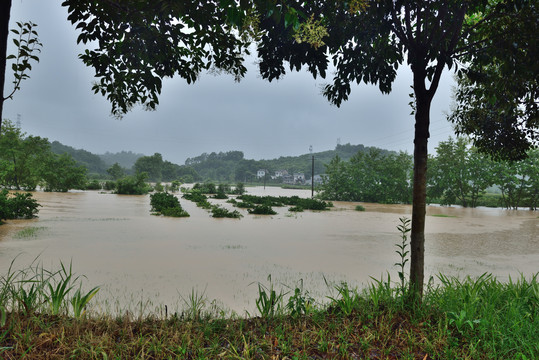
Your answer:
355,205 -> 365,211
430,214 -> 457,218
13,226 -> 47,239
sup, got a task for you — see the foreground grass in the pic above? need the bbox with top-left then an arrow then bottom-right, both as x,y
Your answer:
1,264 -> 537,360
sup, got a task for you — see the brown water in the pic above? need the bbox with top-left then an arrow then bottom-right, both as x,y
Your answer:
0,187 -> 537,315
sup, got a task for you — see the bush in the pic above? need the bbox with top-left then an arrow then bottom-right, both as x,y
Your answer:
235,201 -> 255,208
150,192 -> 179,212
236,195 -> 332,210
213,184 -> 229,199
167,180 -> 181,193
248,204 -> 277,215
289,206 -> 304,212
182,189 -> 212,209
211,205 -> 242,218
160,206 -> 190,217
233,182 -> 246,195
154,183 -> 164,192
85,180 -> 102,190
193,182 -> 216,194
103,181 -> 117,191
0,189 -> 40,223
116,173 -> 150,195
355,205 -> 366,211
150,192 -> 189,217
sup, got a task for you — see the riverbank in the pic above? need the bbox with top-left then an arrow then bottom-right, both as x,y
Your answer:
1,271 -> 537,359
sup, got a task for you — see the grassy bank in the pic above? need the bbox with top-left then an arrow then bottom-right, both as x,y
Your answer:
1,260 -> 537,359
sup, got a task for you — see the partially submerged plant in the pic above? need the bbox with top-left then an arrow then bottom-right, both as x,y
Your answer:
326,281 -> 359,316
71,285 -> 100,319
395,217 -> 411,295
180,287 -> 208,321
254,275 -> 284,318
285,279 -> 313,317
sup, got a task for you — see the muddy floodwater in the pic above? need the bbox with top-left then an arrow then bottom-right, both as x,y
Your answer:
0,187 -> 537,315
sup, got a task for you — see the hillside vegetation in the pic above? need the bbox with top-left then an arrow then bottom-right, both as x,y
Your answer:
48,141 -> 389,183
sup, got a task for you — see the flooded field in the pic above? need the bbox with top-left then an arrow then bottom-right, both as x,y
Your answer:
0,187 -> 537,315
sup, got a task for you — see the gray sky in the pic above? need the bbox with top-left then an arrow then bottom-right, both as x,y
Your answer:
5,1 -> 456,165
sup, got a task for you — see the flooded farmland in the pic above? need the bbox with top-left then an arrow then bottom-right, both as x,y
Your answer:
0,187 -> 537,315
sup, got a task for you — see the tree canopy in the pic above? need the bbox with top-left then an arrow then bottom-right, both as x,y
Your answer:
61,0 -> 249,116
449,1 -> 538,160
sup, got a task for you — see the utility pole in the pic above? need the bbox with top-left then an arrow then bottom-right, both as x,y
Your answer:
311,155 -> 314,198
310,145 -> 314,198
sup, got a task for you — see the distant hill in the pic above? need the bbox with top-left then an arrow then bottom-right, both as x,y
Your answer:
49,141 -> 145,176
99,151 -> 145,169
49,141 -> 109,175
184,143 -> 395,182
47,139 -> 394,182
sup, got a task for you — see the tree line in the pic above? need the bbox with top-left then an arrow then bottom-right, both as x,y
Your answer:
3,122 -> 392,189
0,120 -> 86,192
319,137 -> 539,210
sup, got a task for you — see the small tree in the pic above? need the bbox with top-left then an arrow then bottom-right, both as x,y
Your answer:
40,153 -> 87,192
0,189 -> 40,223
0,120 -> 49,190
116,172 -> 150,195
106,162 -> 125,180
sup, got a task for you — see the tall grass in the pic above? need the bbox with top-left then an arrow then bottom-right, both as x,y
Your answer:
0,256 -> 100,319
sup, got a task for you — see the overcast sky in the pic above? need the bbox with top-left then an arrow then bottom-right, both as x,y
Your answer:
5,1 -> 457,165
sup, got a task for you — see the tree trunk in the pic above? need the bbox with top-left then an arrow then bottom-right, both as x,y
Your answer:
409,69 -> 433,300
0,0 -> 12,132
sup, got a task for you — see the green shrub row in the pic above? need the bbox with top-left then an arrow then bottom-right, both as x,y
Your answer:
237,195 -> 332,210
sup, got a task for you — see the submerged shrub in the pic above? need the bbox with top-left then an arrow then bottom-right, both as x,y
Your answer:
84,180 -> 102,190
103,180 -> 116,191
211,205 -> 242,218
213,184 -> 228,199
233,182 -> 246,195
355,205 -> 365,211
182,189 -> 212,209
192,182 -> 217,194
116,173 -> 150,195
160,206 -> 190,217
0,190 -> 40,223
150,192 -> 189,217
248,204 -> 277,215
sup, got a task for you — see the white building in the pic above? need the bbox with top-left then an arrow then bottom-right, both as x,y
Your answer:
257,169 -> 267,178
274,169 -> 288,178
293,173 -> 305,184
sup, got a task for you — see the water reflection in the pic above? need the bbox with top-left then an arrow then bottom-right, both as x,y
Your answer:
0,187 -> 537,314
